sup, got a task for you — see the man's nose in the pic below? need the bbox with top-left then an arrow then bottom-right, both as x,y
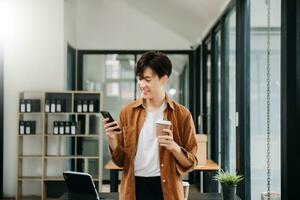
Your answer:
139,79 -> 146,88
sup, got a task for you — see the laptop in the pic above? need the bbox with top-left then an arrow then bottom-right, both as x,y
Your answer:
61,171 -> 117,200
62,171 -> 100,200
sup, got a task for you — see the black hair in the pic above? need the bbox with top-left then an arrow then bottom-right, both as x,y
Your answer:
136,51 -> 172,78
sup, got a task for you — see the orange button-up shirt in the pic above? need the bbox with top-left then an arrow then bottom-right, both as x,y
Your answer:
110,96 -> 198,200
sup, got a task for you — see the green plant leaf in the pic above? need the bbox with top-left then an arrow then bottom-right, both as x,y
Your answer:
213,169 -> 244,185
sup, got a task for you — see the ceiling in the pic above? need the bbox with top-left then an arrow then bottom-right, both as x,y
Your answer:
120,0 -> 230,45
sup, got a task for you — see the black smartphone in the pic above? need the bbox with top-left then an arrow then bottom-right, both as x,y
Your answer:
100,110 -> 121,132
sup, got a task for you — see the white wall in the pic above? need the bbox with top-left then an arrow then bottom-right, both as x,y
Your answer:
64,0 -> 77,48
2,0 -> 65,197
76,0 -> 192,50
0,0 -> 222,197
64,0 -> 77,87
1,0 -> 193,197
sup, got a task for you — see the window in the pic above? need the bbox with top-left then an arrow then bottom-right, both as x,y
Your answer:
213,29 -> 222,165
227,9 -> 236,173
250,0 -> 281,199
82,54 -> 135,180
79,51 -> 192,181
202,40 -> 212,158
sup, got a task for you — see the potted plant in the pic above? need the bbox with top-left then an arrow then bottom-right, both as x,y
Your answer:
213,169 -> 244,200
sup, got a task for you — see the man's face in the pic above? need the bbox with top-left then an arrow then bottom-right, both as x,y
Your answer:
137,67 -> 168,99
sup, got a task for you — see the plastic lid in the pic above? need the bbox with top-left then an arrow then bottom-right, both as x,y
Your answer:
155,119 -> 172,125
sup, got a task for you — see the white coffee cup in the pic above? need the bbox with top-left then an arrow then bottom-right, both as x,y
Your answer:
155,119 -> 172,137
182,181 -> 190,200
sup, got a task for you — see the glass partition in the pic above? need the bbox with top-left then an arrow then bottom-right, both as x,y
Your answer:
80,52 -> 191,181
82,54 -> 135,180
250,0 -> 281,199
167,54 -> 190,107
204,41 -> 212,158
214,30 -> 222,165
227,9 -> 236,174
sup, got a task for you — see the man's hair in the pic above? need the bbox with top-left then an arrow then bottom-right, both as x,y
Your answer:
136,51 -> 172,78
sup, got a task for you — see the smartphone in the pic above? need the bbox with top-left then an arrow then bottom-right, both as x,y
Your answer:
100,110 -> 121,132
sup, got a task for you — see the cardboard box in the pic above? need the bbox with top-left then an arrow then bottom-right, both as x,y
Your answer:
196,134 -> 207,165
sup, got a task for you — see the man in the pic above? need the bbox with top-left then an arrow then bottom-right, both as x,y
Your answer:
103,51 -> 197,200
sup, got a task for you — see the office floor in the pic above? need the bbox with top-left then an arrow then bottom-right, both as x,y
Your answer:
3,184 -> 200,199
101,184 -> 199,193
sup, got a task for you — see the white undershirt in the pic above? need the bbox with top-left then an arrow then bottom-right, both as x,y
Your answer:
134,101 -> 167,177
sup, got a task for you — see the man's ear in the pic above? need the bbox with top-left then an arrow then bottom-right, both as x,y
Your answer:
161,75 -> 169,85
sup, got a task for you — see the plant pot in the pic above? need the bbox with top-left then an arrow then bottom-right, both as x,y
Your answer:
221,183 -> 236,200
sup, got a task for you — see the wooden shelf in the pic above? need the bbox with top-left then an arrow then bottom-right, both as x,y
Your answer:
19,112 -> 43,115
16,195 -> 41,200
18,176 -> 42,181
17,91 -> 103,200
73,112 -> 100,115
43,177 -> 64,181
44,176 -> 99,181
45,112 -> 100,115
18,134 -> 44,137
45,134 -> 99,137
18,155 -> 43,158
73,91 -> 101,94
44,156 -> 99,159
44,112 -> 72,115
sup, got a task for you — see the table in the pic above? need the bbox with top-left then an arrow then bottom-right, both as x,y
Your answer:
194,160 -> 219,192
60,192 -> 241,200
104,160 -> 122,192
104,160 -> 219,193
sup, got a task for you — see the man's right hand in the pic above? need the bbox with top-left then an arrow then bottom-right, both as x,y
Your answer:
103,118 -> 122,150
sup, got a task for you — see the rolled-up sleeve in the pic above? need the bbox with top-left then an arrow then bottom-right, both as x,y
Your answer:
175,112 -> 198,175
108,109 -> 126,167
109,138 -> 125,167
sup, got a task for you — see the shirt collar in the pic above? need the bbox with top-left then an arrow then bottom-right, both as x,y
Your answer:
131,94 -> 174,110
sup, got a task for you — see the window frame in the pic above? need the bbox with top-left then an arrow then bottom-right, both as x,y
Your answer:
281,0 -> 300,199
201,0 -> 251,197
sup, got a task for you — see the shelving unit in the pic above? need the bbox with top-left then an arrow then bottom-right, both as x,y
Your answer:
16,91 -> 103,200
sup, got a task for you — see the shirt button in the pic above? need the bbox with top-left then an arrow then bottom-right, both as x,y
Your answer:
161,164 -> 164,167
162,179 -> 166,183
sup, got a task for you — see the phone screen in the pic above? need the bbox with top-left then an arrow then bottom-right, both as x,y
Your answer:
100,111 -> 114,123
100,111 -> 121,131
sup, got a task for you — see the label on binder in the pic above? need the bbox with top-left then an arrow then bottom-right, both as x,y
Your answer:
45,104 -> 50,112
51,103 -> 56,113
20,125 -> 25,134
56,104 -> 62,112
26,126 -> 30,134
89,104 -> 94,112
26,103 -> 31,112
20,104 -> 26,113
71,125 -> 76,135
65,126 -> 70,134
54,126 -> 58,134
77,105 -> 82,113
59,126 -> 64,135
83,104 -> 88,112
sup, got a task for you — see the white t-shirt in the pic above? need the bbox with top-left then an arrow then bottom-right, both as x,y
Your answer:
134,101 -> 167,177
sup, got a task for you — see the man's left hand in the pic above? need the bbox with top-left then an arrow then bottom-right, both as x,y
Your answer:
157,129 -> 181,153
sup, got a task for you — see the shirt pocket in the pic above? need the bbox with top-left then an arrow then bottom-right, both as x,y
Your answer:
122,125 -> 135,148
